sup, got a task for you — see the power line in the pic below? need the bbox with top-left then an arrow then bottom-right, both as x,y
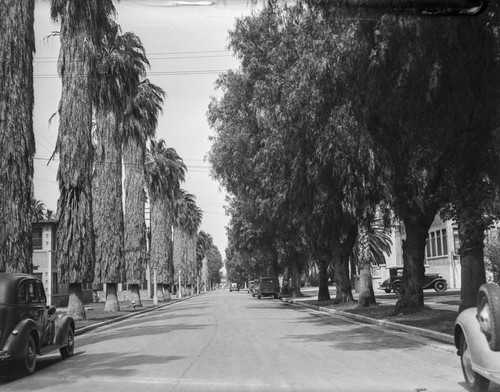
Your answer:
34,49 -> 230,61
33,69 -> 231,78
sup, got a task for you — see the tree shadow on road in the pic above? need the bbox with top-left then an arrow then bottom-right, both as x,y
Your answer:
283,309 -> 426,351
0,351 -> 185,388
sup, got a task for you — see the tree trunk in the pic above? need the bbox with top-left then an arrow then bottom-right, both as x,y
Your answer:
357,223 -> 376,308
124,139 -> 147,286
317,258 -> 331,301
395,218 -> 430,314
289,252 -> 303,298
93,110 -> 125,285
458,209 -> 487,311
333,223 -> 357,303
129,284 -> 143,307
67,283 -> 86,320
104,283 -> 120,312
0,0 -> 35,274
54,2 -> 98,289
156,283 -> 166,302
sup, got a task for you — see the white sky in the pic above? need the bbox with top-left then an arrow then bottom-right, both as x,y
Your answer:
32,0 -> 258,256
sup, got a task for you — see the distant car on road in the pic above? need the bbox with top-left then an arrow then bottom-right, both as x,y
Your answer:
454,283 -> 500,392
256,277 -> 279,299
251,279 -> 259,297
378,267 -> 447,294
0,273 -> 75,375
229,283 -> 239,292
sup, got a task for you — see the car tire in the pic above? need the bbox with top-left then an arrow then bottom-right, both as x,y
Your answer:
60,327 -> 75,359
20,334 -> 37,375
392,283 -> 402,295
477,283 -> 500,351
257,294 -> 261,299
434,281 -> 446,293
460,334 -> 490,392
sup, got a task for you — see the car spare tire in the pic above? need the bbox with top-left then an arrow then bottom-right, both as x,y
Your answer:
477,283 -> 500,352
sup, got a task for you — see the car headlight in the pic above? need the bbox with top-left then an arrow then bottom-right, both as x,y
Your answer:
438,274 -> 443,278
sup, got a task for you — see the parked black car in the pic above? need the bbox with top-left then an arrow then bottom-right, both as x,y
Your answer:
378,267 -> 447,294
0,273 -> 75,375
256,276 -> 280,299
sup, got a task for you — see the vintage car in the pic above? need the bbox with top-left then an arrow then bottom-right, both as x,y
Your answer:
378,267 -> 447,294
229,282 -> 239,292
251,279 -> 260,297
0,273 -> 75,375
454,283 -> 500,392
256,276 -> 280,299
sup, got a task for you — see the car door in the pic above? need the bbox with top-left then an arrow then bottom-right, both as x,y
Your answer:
25,280 -> 47,346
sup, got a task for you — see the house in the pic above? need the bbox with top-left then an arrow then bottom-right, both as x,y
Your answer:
375,213 -> 461,289
32,219 -> 93,307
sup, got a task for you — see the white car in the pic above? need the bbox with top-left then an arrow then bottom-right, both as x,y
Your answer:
454,283 -> 500,392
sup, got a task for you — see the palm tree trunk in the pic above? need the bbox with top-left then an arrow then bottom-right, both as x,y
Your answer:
357,223 -> 376,308
54,2 -> 101,320
129,284 -> 143,307
0,0 -> 35,273
104,283 -> 120,312
67,283 -> 86,320
124,139 -> 147,290
93,110 -> 125,312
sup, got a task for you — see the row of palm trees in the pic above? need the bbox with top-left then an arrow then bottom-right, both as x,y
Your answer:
0,1 -> 213,320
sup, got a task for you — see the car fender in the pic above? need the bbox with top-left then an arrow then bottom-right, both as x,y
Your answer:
423,278 -> 446,290
52,315 -> 75,346
2,318 -> 39,359
455,307 -> 500,383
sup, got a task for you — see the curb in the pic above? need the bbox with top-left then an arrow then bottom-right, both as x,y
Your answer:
75,294 -> 200,336
281,298 -> 455,345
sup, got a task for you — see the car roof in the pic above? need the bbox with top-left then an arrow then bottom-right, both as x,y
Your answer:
0,273 -> 42,304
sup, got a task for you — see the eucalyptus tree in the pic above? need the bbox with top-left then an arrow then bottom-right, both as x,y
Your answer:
92,21 -> 149,312
206,245 -> 223,289
0,1 -> 35,274
222,3 -> 386,302
173,190 -> 202,294
356,10 -> 500,312
123,80 -> 165,307
145,140 -> 186,301
50,0 -> 115,320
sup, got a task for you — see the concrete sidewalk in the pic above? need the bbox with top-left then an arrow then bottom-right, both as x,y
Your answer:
282,287 -> 457,346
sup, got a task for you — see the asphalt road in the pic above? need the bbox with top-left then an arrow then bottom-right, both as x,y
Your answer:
1,290 -> 496,392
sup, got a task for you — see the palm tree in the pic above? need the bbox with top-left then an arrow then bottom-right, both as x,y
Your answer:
123,80 -> 165,306
92,20 -> 149,312
0,1 -> 35,274
31,199 -> 46,223
351,217 -> 393,308
145,140 -> 186,301
50,0 -> 115,320
173,190 -> 203,295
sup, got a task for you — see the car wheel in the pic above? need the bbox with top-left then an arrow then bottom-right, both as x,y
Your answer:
258,294 -> 261,299
460,334 -> 490,392
20,334 -> 37,375
60,327 -> 75,359
434,281 -> 446,293
392,283 -> 402,295
477,283 -> 500,351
